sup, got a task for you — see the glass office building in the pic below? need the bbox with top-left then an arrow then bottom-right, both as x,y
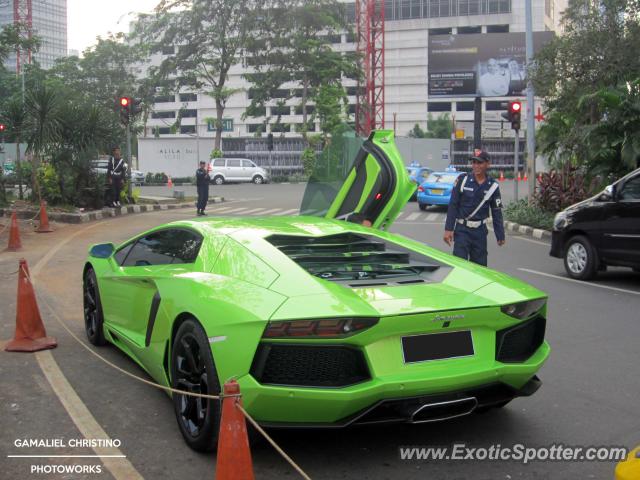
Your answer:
0,0 -> 67,71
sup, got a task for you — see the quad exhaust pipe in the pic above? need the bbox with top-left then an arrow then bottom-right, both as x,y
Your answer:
410,397 -> 478,423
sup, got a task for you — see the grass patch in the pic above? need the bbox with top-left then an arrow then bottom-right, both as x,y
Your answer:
504,199 -> 555,231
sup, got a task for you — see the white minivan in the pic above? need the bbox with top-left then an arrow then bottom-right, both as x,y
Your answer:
208,158 -> 269,185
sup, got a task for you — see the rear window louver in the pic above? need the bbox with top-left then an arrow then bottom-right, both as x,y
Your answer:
267,233 -> 451,286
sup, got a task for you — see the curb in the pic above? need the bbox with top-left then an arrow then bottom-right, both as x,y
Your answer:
504,220 -> 552,241
0,197 -> 224,225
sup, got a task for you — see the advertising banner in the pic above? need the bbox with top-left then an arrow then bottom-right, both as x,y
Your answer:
428,32 -> 555,98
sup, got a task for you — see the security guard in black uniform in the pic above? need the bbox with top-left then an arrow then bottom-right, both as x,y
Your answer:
107,146 -> 127,208
196,160 -> 210,216
444,150 -> 505,266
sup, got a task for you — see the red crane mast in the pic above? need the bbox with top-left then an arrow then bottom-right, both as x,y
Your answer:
355,0 -> 385,137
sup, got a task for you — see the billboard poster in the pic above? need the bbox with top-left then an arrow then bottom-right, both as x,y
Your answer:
428,32 -> 555,98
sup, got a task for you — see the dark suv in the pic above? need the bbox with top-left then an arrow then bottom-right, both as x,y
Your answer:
550,167 -> 640,280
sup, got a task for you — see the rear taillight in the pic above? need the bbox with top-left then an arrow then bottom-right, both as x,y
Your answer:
263,318 -> 378,338
417,186 -> 424,192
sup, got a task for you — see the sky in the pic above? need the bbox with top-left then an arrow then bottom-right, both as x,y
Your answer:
67,0 -> 160,54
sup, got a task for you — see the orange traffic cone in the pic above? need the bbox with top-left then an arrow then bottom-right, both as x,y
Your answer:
517,172 -> 522,182
36,201 -> 53,233
6,211 -> 22,251
216,380 -> 254,480
5,259 -> 57,352
167,176 -> 173,188
523,171 -> 528,181
499,171 -> 505,182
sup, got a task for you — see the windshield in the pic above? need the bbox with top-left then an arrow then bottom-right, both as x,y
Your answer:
425,173 -> 459,184
299,125 -> 364,216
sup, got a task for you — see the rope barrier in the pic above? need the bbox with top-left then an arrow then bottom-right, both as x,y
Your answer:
237,404 -> 313,480
22,263 -> 313,479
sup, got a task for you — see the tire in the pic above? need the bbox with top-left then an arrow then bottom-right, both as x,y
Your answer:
419,203 -> 428,211
563,235 -> 598,280
253,175 -> 264,185
83,268 -> 107,346
213,176 -> 224,186
171,318 -> 222,452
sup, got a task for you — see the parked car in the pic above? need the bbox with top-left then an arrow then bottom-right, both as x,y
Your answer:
208,158 -> 269,185
417,169 -> 464,210
406,166 -> 433,201
131,169 -> 145,186
83,129 -> 550,452
550,167 -> 640,280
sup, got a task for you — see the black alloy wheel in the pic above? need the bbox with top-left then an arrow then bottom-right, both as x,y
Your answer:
171,318 -> 221,452
83,268 -> 106,346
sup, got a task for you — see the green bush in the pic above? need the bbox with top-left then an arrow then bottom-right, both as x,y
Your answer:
210,148 -> 223,159
504,199 -> 555,231
37,164 -> 64,205
301,148 -> 316,177
171,176 -> 195,184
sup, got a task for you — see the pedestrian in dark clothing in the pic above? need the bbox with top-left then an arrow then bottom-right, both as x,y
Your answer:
196,161 -> 210,216
444,150 -> 505,266
107,146 -> 127,208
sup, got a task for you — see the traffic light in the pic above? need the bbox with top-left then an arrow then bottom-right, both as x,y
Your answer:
501,101 -> 522,131
119,97 -> 130,125
0,124 -> 5,132
131,98 -> 143,117
267,133 -> 274,151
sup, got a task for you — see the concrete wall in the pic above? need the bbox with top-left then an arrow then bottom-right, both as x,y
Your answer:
138,137 -> 215,177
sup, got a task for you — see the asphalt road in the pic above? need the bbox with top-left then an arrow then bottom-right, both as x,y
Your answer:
1,183 -> 638,480
140,177 -> 532,207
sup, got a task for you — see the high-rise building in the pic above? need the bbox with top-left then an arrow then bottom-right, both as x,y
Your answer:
0,0 -> 68,71
140,0 -> 567,141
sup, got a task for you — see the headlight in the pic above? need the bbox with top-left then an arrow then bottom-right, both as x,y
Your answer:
501,298 -> 546,320
553,212 -> 569,230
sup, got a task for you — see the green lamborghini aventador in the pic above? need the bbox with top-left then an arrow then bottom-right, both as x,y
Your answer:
83,129 -> 550,452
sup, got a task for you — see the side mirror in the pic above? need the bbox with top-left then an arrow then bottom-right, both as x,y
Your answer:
89,243 -> 115,259
599,185 -> 615,202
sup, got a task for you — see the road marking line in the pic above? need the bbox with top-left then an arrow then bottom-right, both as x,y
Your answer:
209,206 -> 234,213
426,213 -> 438,221
406,212 -> 421,221
242,208 -> 267,214
36,350 -> 143,479
518,268 -> 640,296
219,207 -> 248,214
26,221 -> 143,480
275,209 -> 300,216
256,208 -> 284,215
510,235 -> 550,246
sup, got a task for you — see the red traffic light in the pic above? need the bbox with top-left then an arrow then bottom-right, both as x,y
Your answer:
0,124 -> 5,132
510,101 -> 522,113
119,97 -> 130,107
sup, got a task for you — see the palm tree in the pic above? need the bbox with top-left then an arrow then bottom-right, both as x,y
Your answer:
24,84 -> 62,201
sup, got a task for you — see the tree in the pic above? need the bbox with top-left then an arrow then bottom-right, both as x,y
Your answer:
408,114 -> 452,139
244,0 -> 360,141
530,0 -> 640,176
134,0 -> 258,150
1,98 -> 27,199
0,22 -> 41,70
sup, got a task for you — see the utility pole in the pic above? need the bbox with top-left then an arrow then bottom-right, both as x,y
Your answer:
525,0 -> 536,201
514,128 -> 519,201
126,123 -> 132,201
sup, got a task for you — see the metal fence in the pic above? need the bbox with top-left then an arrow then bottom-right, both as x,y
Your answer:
222,137 -> 319,176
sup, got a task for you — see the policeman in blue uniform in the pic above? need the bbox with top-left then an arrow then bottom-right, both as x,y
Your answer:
443,150 -> 505,266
